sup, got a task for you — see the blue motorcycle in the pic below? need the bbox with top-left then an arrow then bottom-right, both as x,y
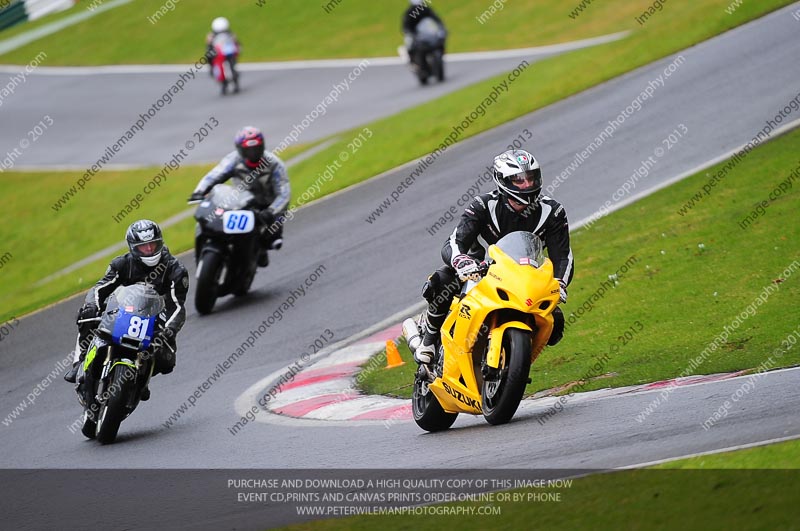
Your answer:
76,283 -> 164,443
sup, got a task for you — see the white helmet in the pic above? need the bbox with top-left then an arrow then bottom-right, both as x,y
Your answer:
492,149 -> 542,206
211,17 -> 230,33
409,0 -> 425,6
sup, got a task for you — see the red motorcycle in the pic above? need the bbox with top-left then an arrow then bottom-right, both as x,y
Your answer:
210,33 -> 240,95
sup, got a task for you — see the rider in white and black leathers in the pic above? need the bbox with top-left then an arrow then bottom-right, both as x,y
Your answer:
64,220 -> 189,395
414,149 -> 574,364
190,126 -> 290,266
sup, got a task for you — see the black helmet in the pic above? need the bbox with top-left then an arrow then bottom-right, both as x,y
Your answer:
126,219 -> 164,267
492,149 -> 542,206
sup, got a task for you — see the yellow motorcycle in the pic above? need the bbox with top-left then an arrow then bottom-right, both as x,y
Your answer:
403,232 -> 560,431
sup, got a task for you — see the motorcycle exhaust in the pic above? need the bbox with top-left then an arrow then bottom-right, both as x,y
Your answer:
402,318 -> 422,351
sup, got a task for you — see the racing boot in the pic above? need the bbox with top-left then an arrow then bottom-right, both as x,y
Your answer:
64,339 -> 86,383
412,316 -> 439,366
414,334 -> 436,365
257,248 -> 269,267
64,361 -> 81,383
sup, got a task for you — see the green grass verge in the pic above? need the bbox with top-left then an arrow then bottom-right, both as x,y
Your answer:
0,142 -> 311,323
657,438 -> 800,469
4,0 -> 641,65
358,127 -> 800,399
2,0 -> 792,322
278,440 -> 800,531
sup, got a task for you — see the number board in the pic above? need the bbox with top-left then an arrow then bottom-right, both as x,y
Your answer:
112,310 -> 155,349
222,210 -> 255,234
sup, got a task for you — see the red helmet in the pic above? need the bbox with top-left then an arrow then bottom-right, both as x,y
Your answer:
235,126 -> 265,168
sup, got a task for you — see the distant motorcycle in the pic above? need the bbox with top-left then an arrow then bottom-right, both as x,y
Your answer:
191,179 -> 261,314
210,32 -> 240,95
403,232 -> 560,432
407,17 -> 446,85
76,283 -> 164,444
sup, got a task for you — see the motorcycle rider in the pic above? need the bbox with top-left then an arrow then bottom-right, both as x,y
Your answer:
402,0 -> 446,67
189,126 -> 290,267
206,16 -> 240,91
414,149 -> 574,365
64,220 -> 189,401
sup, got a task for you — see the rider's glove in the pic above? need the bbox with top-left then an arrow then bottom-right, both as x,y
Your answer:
557,279 -> 568,304
257,209 -> 275,227
77,303 -> 100,324
452,254 -> 479,281
403,34 -> 414,49
189,191 -> 206,202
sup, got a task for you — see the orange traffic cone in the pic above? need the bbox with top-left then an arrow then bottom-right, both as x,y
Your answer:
385,339 -> 405,369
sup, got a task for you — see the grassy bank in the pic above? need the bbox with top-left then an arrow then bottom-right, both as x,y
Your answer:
5,0 -> 645,65
281,439 -> 800,530
3,0 -> 793,321
359,127 -> 800,398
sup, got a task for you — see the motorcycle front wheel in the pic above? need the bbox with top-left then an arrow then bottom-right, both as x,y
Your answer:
195,251 -> 223,315
96,364 -> 136,444
482,328 -> 532,425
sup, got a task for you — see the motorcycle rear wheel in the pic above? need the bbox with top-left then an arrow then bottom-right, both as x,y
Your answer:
412,376 -> 457,432
482,328 -> 532,425
96,365 -> 135,444
433,50 -> 444,82
195,252 -> 223,315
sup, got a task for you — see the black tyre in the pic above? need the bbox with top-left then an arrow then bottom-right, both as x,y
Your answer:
81,409 -> 97,440
232,271 -> 254,297
433,51 -> 444,82
412,376 -> 457,432
95,365 -> 135,444
195,252 -> 223,314
232,257 -> 256,296
482,329 -> 532,425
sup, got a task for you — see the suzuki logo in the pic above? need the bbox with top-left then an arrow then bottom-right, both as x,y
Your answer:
443,381 -> 481,411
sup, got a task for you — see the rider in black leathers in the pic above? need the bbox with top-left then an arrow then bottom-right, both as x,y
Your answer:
414,149 -> 574,364
64,220 -> 189,398
402,0 -> 446,68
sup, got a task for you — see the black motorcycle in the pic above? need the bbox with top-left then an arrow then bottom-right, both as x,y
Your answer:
191,179 -> 261,314
77,283 -> 164,444
409,17 -> 446,85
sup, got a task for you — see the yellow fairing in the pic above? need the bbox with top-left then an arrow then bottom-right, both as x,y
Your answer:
433,242 -> 560,415
485,321 -> 532,369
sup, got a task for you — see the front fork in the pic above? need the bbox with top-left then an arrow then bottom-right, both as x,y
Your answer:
79,344 -> 151,410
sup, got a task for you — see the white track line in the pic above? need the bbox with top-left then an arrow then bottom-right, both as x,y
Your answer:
618,433 -> 800,469
573,116 -> 800,228
0,32 -> 629,74
0,0 -> 133,57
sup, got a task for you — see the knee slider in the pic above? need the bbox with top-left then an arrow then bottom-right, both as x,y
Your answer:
548,307 -> 565,346
421,272 -> 443,303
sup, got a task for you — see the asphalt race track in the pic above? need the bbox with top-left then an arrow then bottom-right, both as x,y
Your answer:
0,34 -> 624,168
1,4 -> 799,529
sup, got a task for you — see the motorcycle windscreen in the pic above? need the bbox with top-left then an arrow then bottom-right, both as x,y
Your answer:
102,284 -> 165,349
494,231 -> 546,268
415,17 -> 444,46
208,181 -> 255,211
